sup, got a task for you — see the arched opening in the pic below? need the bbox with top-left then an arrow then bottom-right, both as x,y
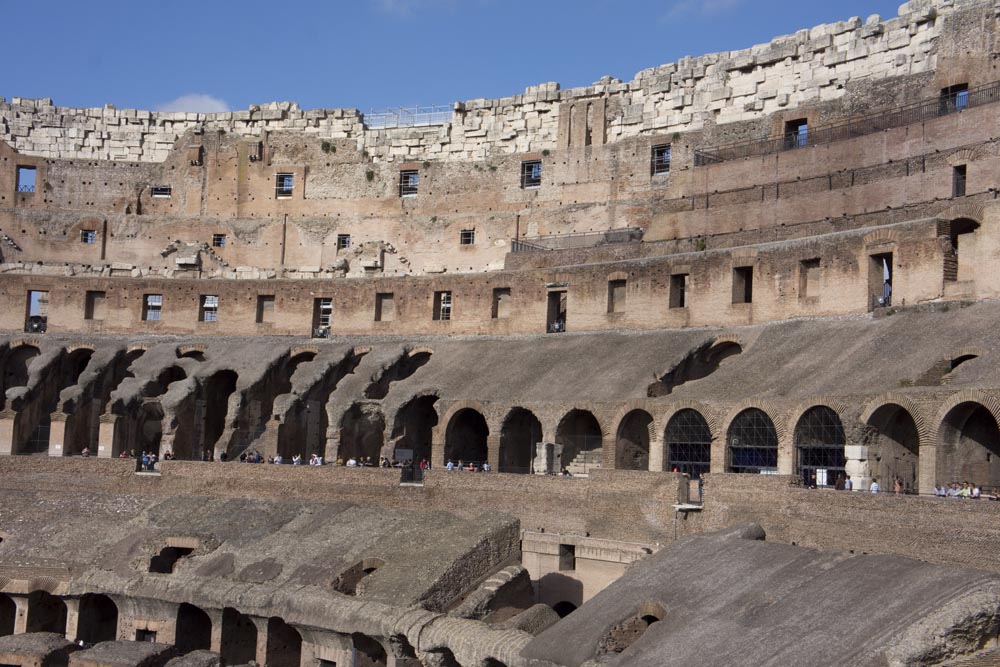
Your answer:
726,408 -> 778,473
3,345 -> 40,398
220,607 -> 257,666
351,634 -> 387,667
665,409 -> 712,477
77,593 -> 118,644
338,404 -> 386,463
175,603 -> 212,653
136,403 -> 164,457
143,366 -> 186,398
595,603 -> 665,657
26,591 -> 67,634
0,594 -> 15,636
390,395 -> 438,463
616,410 -> 653,470
444,408 -> 488,465
332,558 -> 385,596
266,617 -> 302,667
364,351 -> 432,400
25,348 -> 94,454
794,406 -> 847,488
556,409 -> 603,473
939,402 -> 1000,488
499,408 -> 542,474
865,404 -> 919,492
203,370 -> 238,453
177,349 -> 206,362
552,601 -> 577,618
647,340 -> 743,397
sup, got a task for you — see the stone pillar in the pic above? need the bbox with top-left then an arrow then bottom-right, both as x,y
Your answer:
251,617 -> 268,666
533,442 -> 562,475
63,598 -> 80,641
11,594 -> 28,634
647,436 -> 664,472
486,434 -> 501,472
207,609 -> 224,653
97,414 -> 119,458
0,415 -> 16,455
48,414 -> 67,457
430,434 -> 445,469
918,442 -> 937,496
710,434 -> 726,474
125,599 -> 178,644
601,433 -> 616,470
844,444 -> 871,492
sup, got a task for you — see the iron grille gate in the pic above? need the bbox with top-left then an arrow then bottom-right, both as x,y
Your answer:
727,408 -> 778,473
665,409 -> 711,477
795,406 -> 847,487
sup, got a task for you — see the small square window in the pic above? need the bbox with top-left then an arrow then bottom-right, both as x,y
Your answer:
460,229 -> 475,245
433,291 -> 452,321
151,186 -> 172,198
651,144 -> 671,175
337,234 -> 351,250
785,119 -> 808,149
375,292 -> 394,322
212,234 -> 226,248
143,294 -> 162,322
399,170 -> 419,197
81,229 -> 96,244
256,295 -> 275,324
521,160 -> 542,189
16,166 -> 36,193
199,295 -> 218,322
276,173 -> 294,198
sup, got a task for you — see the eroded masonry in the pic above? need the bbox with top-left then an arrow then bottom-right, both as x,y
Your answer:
4,0 -> 1000,665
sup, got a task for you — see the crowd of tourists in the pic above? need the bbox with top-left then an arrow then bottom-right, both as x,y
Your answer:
931,481 -> 1000,499
445,460 -> 491,472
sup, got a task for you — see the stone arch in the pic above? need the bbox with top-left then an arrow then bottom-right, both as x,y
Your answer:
863,228 -> 899,248
793,405 -> 847,488
338,403 -> 386,464
946,147 -> 986,166
26,590 -> 67,634
176,345 -> 207,361
444,407 -> 489,465
352,633 -> 387,666
389,393 -> 439,463
861,393 -> 931,442
935,390 -> 1000,488
77,593 -> 118,644
556,408 -> 604,472
176,603 -> 212,653
499,407 -> 543,474
938,201 -> 987,223
615,409 -> 654,470
663,408 -> 712,477
220,607 -> 257,666
725,406 -> 780,474
266,617 -> 302,667
203,369 -> 238,455
2,343 -> 40,400
864,399 -> 922,492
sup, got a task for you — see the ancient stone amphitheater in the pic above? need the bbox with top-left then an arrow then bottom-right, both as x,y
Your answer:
3,0 -> 1000,665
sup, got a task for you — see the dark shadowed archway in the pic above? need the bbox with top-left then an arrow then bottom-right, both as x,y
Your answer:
391,395 -> 438,463
445,408 -> 489,465
339,403 -> 386,462
939,402 -> 1000,488
865,403 -> 919,491
176,603 -> 212,653
616,410 -> 653,470
556,409 -> 603,472
77,593 -> 118,643
0,594 -> 15,636
499,408 -> 542,473
221,607 -> 257,666
26,591 -> 67,634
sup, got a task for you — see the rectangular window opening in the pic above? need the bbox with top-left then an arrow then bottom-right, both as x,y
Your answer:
732,266 -> 754,304
151,186 -> 172,198
520,160 -> 542,189
256,295 -> 275,324
799,258 -> 820,300
651,144 -> 671,175
16,166 -> 36,194
558,544 -> 576,571
135,630 -> 157,643
275,173 -> 294,198
547,290 -> 567,333
199,295 -> 219,322
869,252 -> 893,310
460,229 -> 476,245
375,292 -> 394,322
953,164 -> 967,197
80,229 -> 96,244
608,279 -> 627,313
492,288 -> 511,320
142,294 -> 162,322
212,233 -> 226,248
85,291 -> 107,321
669,273 -> 688,309
941,84 -> 969,113
399,170 -> 419,197
784,119 -> 808,149
433,291 -> 452,321
313,298 -> 333,336
25,290 -> 48,333
337,234 -> 351,250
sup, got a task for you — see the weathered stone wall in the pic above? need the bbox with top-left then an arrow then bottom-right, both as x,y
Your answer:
0,0 -> 957,164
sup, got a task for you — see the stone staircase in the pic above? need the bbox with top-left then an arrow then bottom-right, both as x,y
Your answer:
566,448 -> 603,477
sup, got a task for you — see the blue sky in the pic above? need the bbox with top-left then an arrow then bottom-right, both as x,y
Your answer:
8,0 -> 904,113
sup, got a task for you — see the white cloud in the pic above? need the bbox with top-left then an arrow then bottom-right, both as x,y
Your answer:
662,0 -> 743,21
156,94 -> 230,113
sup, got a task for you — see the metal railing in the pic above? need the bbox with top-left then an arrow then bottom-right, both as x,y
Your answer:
694,80 -> 1000,166
364,105 -> 453,129
511,227 -> 644,253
